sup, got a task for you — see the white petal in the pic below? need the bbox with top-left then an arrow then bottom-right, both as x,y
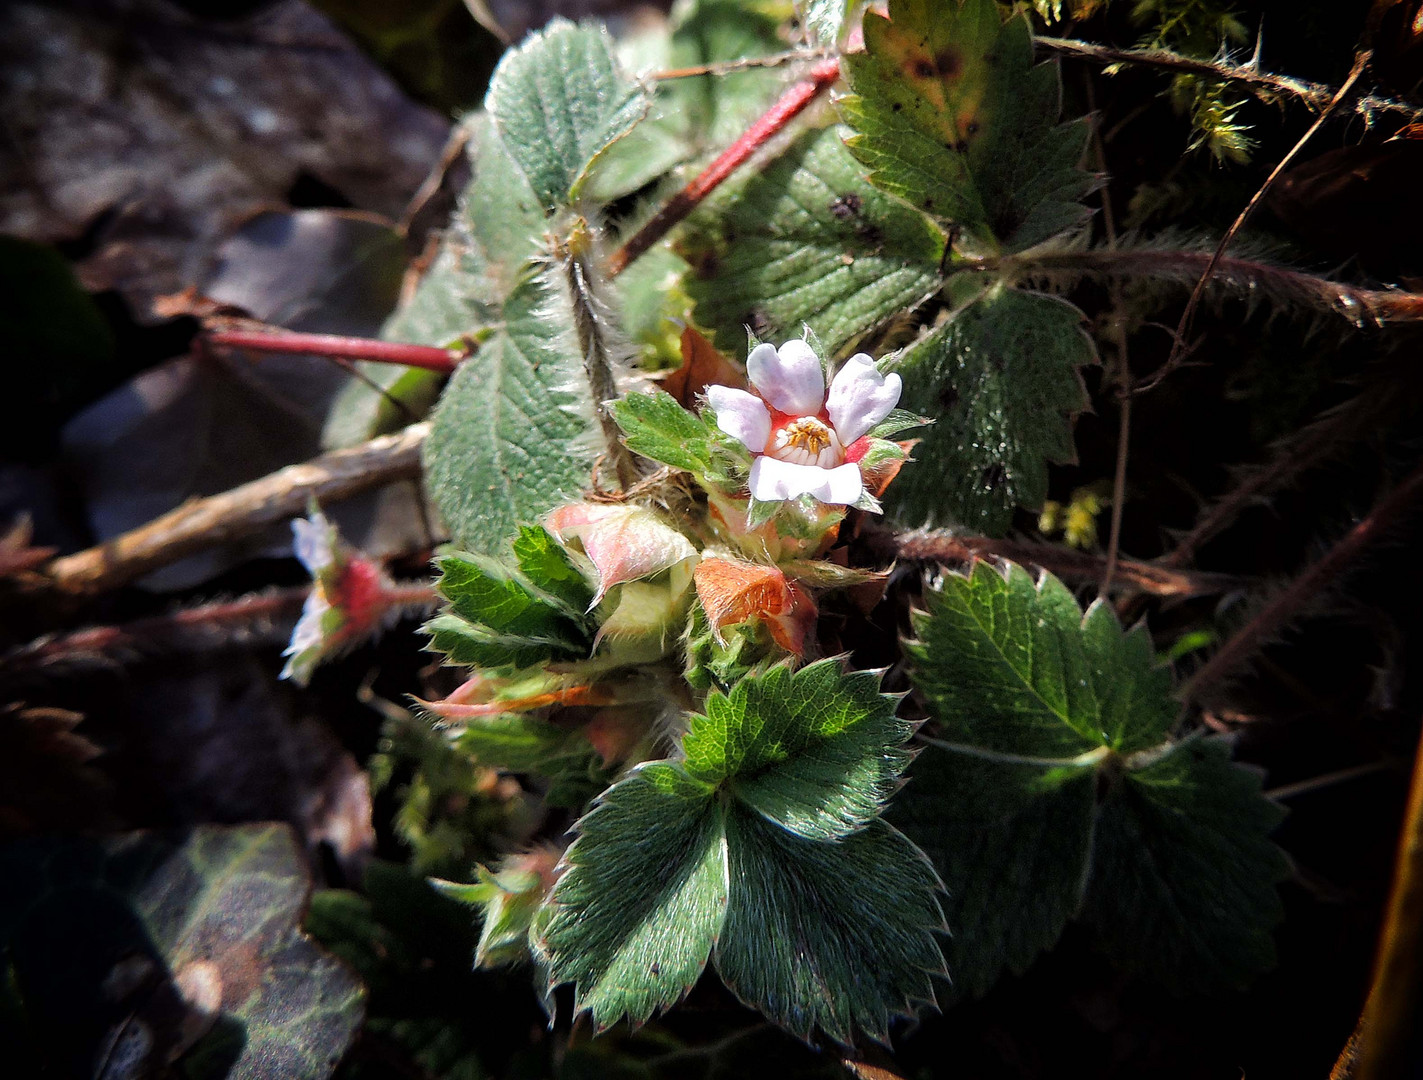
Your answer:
283,591 -> 331,657
291,515 -> 334,574
749,457 -> 864,505
748,339 -> 825,416
827,354 -> 902,445
706,385 -> 771,451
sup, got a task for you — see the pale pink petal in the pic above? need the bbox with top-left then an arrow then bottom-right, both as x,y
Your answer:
748,340 -> 825,416
826,354 -> 902,445
749,456 -> 864,505
706,385 -> 771,452
291,514 -> 335,574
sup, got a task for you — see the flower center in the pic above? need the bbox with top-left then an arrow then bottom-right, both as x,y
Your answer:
768,416 -> 843,469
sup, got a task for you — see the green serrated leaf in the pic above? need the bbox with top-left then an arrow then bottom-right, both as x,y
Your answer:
487,19 -> 649,210
423,612 -> 581,670
715,813 -> 943,1044
424,268 -> 599,556
886,284 -> 1094,535
513,525 -> 596,613
610,388 -> 719,474
682,660 -> 915,841
438,551 -> 586,631
899,561 -> 1288,1000
684,127 -> 944,359
0,825 -> 362,1078
888,747 -> 1095,1000
452,713 -> 594,774
840,0 -> 1095,254
1082,738 -> 1290,994
908,560 -> 1174,757
540,661 -> 942,1043
542,764 -> 728,1030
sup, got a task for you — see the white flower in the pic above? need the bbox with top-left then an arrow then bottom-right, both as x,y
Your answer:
706,339 -> 901,506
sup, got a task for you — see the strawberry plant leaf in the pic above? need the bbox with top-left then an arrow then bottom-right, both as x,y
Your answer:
486,19 -> 649,211
684,127 -> 944,359
886,285 -> 1094,536
541,764 -> 729,1031
715,813 -> 944,1045
681,660 -> 916,842
539,661 -> 942,1042
1082,738 -> 1290,994
423,269 -> 600,556
840,0 -> 1095,255
610,387 -> 723,475
898,560 -> 1288,999
512,524 -> 595,614
888,749 -> 1096,1000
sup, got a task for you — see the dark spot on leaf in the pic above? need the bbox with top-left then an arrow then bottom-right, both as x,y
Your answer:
923,197 -> 935,210
911,58 -> 936,79
829,193 -> 863,220
650,962 -> 661,976
934,50 -> 961,77
980,463 -> 1007,491
952,140 -> 969,153
855,223 -> 884,247
892,101 -> 903,112
966,121 -> 980,136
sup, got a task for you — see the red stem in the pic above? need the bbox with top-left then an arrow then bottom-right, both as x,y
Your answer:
206,329 -> 463,375
605,57 -> 841,279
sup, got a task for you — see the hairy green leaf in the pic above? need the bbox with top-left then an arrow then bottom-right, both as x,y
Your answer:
540,662 -> 941,1042
611,388 -> 721,475
682,660 -> 915,841
486,19 -> 649,210
1082,738 -> 1290,994
889,748 -> 1095,1000
0,825 -> 363,1078
886,285 -> 1094,535
715,814 -> 943,1044
840,0 -> 1095,254
898,561 -> 1288,999
423,269 -> 599,556
513,524 -> 595,614
907,560 -> 1174,757
542,764 -> 729,1031
684,127 -> 944,359
452,713 -> 596,774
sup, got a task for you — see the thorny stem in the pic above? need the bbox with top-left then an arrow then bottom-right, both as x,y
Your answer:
3,582 -> 438,676
966,248 -> 1423,327
43,424 -> 430,597
205,329 -> 464,375
896,532 -> 1245,599
1037,37 -> 1419,122
1160,382 -> 1401,569
1181,456 -> 1423,702
1344,721 -> 1423,1080
604,57 -> 841,280
1142,51 -> 1373,394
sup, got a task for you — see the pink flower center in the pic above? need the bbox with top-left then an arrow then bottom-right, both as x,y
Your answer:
767,416 -> 843,469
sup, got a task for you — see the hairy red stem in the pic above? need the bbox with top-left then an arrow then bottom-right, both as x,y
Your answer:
206,329 -> 463,375
605,57 -> 841,280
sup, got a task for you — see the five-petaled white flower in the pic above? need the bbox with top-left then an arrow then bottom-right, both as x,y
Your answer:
706,339 -> 901,506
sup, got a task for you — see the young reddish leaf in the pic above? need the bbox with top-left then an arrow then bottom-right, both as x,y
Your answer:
693,556 -> 818,657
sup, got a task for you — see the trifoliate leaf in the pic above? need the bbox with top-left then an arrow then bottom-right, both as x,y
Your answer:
542,764 -> 729,1030
715,814 -> 943,1045
0,825 -> 362,1078
1081,738 -> 1290,995
840,0 -> 1095,254
684,127 -> 944,359
486,19 -> 649,211
886,284 -> 1094,536
896,560 -> 1288,999
682,660 -> 915,841
540,661 -> 941,1042
423,268 -> 600,556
